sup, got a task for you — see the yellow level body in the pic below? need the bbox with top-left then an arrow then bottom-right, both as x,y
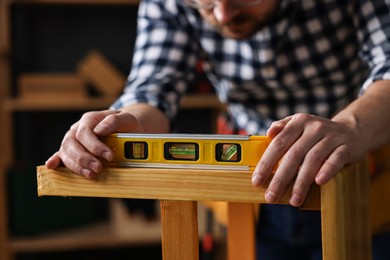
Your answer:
103,133 -> 270,171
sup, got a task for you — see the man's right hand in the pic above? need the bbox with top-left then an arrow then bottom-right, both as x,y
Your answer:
45,109 -> 144,178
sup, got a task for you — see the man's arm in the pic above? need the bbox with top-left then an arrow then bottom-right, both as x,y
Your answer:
252,79 -> 390,207
321,79 -> 390,182
46,0 -> 197,177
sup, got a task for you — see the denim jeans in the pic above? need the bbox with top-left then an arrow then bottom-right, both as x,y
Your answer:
256,204 -> 322,260
256,204 -> 390,260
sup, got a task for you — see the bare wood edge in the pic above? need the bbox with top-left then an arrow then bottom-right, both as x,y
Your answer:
227,203 -> 256,260
321,159 -> 372,260
161,201 -> 199,260
36,166 -> 320,210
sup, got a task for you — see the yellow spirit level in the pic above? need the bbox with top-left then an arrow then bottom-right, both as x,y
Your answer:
103,133 -> 270,171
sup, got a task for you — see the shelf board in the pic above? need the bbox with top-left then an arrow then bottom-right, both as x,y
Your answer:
10,216 -> 161,253
4,97 -> 116,111
3,94 -> 224,111
11,0 -> 140,5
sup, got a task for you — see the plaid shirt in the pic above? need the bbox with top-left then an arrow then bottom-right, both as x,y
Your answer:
111,0 -> 390,135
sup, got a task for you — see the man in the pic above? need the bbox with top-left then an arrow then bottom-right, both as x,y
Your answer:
46,0 -> 390,259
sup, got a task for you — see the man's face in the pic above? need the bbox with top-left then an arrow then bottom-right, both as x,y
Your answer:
198,0 -> 280,39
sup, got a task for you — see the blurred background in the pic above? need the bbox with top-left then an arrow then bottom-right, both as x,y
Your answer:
0,1 -> 225,259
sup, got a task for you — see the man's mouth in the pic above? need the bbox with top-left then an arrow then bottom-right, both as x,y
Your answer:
223,18 -> 249,31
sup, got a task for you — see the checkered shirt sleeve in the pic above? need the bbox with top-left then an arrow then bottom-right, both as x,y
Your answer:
111,0 -> 390,135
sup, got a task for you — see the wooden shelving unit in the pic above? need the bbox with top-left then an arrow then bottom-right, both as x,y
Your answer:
3,94 -> 222,112
0,0 -> 12,258
8,200 -> 162,253
12,0 -> 140,5
0,0 -> 224,259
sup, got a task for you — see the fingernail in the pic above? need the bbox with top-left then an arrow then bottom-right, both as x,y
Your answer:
81,168 -> 93,178
103,151 -> 112,161
94,123 -> 107,134
290,195 -> 301,206
252,174 -> 263,185
265,190 -> 276,202
88,161 -> 101,172
315,174 -> 326,185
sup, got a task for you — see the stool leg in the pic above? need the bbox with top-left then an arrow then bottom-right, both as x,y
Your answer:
321,161 -> 372,260
160,200 -> 199,260
227,202 -> 256,260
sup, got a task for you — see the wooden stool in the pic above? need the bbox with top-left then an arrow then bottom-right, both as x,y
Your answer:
37,160 -> 371,260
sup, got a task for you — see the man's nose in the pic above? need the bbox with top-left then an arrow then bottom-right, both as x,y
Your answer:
213,1 -> 241,23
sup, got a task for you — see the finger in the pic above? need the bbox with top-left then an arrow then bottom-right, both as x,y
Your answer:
76,110 -> 120,136
75,111 -> 120,160
252,117 -> 303,186
289,139 -> 330,206
45,152 -> 62,169
60,152 -> 99,178
264,129 -> 323,203
59,139 -> 103,178
266,116 -> 293,139
315,145 -> 349,185
94,111 -> 143,136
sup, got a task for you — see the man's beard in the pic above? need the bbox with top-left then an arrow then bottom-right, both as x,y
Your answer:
215,15 -> 271,39
211,8 -> 279,39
